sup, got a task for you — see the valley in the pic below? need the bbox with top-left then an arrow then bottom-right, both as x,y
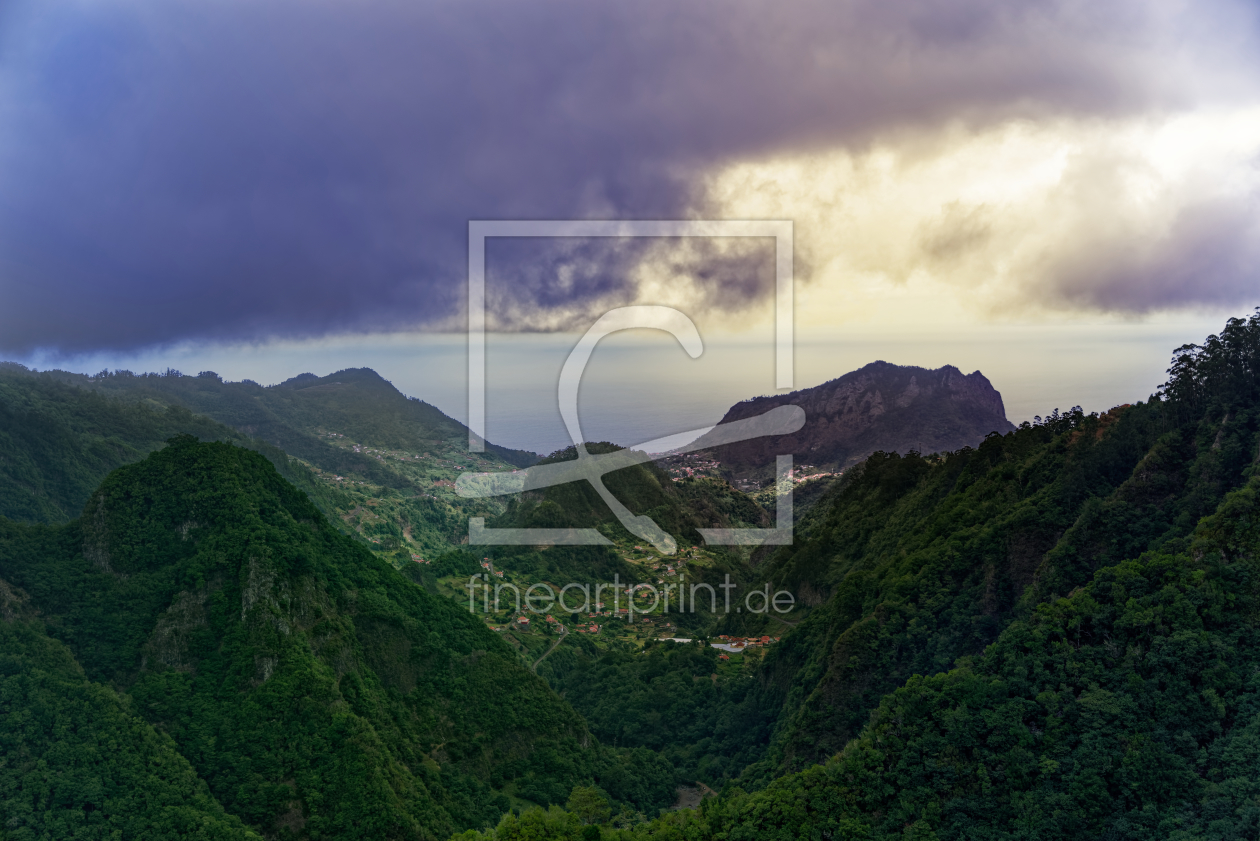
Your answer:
4,312 -> 1260,839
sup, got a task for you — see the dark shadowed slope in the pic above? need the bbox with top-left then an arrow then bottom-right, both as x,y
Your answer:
88,367 -> 538,470
0,579 -> 260,840
0,438 -> 645,839
0,363 -> 351,526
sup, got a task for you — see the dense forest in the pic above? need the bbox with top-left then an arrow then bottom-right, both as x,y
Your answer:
0,439 -> 670,839
0,363 -> 356,527
3,311 -> 1260,839
454,311 -> 1260,838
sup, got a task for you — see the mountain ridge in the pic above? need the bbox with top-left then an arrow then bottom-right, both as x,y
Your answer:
693,360 -> 1016,480
0,437 -> 676,838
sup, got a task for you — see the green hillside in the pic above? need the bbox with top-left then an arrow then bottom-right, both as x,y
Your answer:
484,442 -> 768,583
602,477 -> 1260,840
0,364 -> 244,524
528,362 -> 1260,797
0,439 -> 671,839
84,366 -> 537,474
448,310 -> 1260,839
7,312 -> 1260,841
0,364 -> 542,558
0,582 -> 260,841
0,363 -> 356,528
731,316 -> 1260,782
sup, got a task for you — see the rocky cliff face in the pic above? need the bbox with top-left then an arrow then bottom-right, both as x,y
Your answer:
693,361 -> 1015,479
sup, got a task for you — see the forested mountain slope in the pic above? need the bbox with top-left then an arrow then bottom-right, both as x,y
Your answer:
533,401 -> 1230,797
448,309 -> 1260,841
0,581 -> 260,841
85,366 -> 537,472
8,313 -> 1260,841
627,477 -> 1260,840
485,442 -> 769,583
0,364 -> 246,523
732,316 -> 1260,780
0,363 -> 358,531
463,477 -> 1260,839
0,364 -> 543,557
0,439 -> 668,839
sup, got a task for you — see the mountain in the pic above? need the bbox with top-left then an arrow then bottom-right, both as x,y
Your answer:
0,364 -> 545,558
653,482 -> 1260,841
0,363 -> 244,524
77,367 -> 545,555
9,314 -> 1260,841
0,363 -> 363,534
482,442 -> 772,633
0,438 -> 670,839
535,394 -> 1247,805
734,396 -> 1230,778
692,361 -> 1016,480
85,366 -> 538,471
0,581 -> 260,840
0,363 -> 535,511
495,443 -> 770,547
447,310 -> 1260,841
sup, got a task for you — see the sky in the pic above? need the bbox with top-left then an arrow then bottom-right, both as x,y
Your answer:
2,0 -> 1259,452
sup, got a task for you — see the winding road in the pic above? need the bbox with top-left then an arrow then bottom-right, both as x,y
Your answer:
532,622 -> 567,672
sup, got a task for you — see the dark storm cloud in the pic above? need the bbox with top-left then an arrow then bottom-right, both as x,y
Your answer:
0,0 -> 1256,353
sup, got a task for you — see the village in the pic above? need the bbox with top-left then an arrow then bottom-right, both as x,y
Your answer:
652,451 -> 723,481
295,431 -> 799,672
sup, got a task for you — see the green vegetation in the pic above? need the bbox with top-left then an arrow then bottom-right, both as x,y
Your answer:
441,308 -> 1260,839
7,311 -> 1260,840
0,364 -> 243,523
0,363 -> 547,567
0,363 -> 357,528
0,439 -> 674,839
0,597 -> 259,840
77,367 -> 538,555
494,442 -> 767,548
606,474 -> 1260,840
730,388 -> 1256,781
484,443 -> 767,631
544,641 -> 771,784
84,365 -> 536,472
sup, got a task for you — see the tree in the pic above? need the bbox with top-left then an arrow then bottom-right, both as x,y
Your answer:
566,787 -> 611,826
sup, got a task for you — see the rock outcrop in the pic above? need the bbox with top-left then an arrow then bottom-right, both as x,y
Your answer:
693,361 -> 1015,479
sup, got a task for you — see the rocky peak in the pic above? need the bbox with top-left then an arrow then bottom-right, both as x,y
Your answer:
694,361 -> 1015,479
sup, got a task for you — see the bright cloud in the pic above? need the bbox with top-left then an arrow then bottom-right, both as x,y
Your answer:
695,109 -> 1260,331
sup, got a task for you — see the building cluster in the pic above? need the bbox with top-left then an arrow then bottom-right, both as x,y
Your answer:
654,453 -> 722,481
715,634 -> 780,649
789,465 -> 842,483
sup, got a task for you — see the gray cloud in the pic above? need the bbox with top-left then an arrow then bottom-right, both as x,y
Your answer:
0,0 -> 1257,353
1047,191 -> 1260,312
